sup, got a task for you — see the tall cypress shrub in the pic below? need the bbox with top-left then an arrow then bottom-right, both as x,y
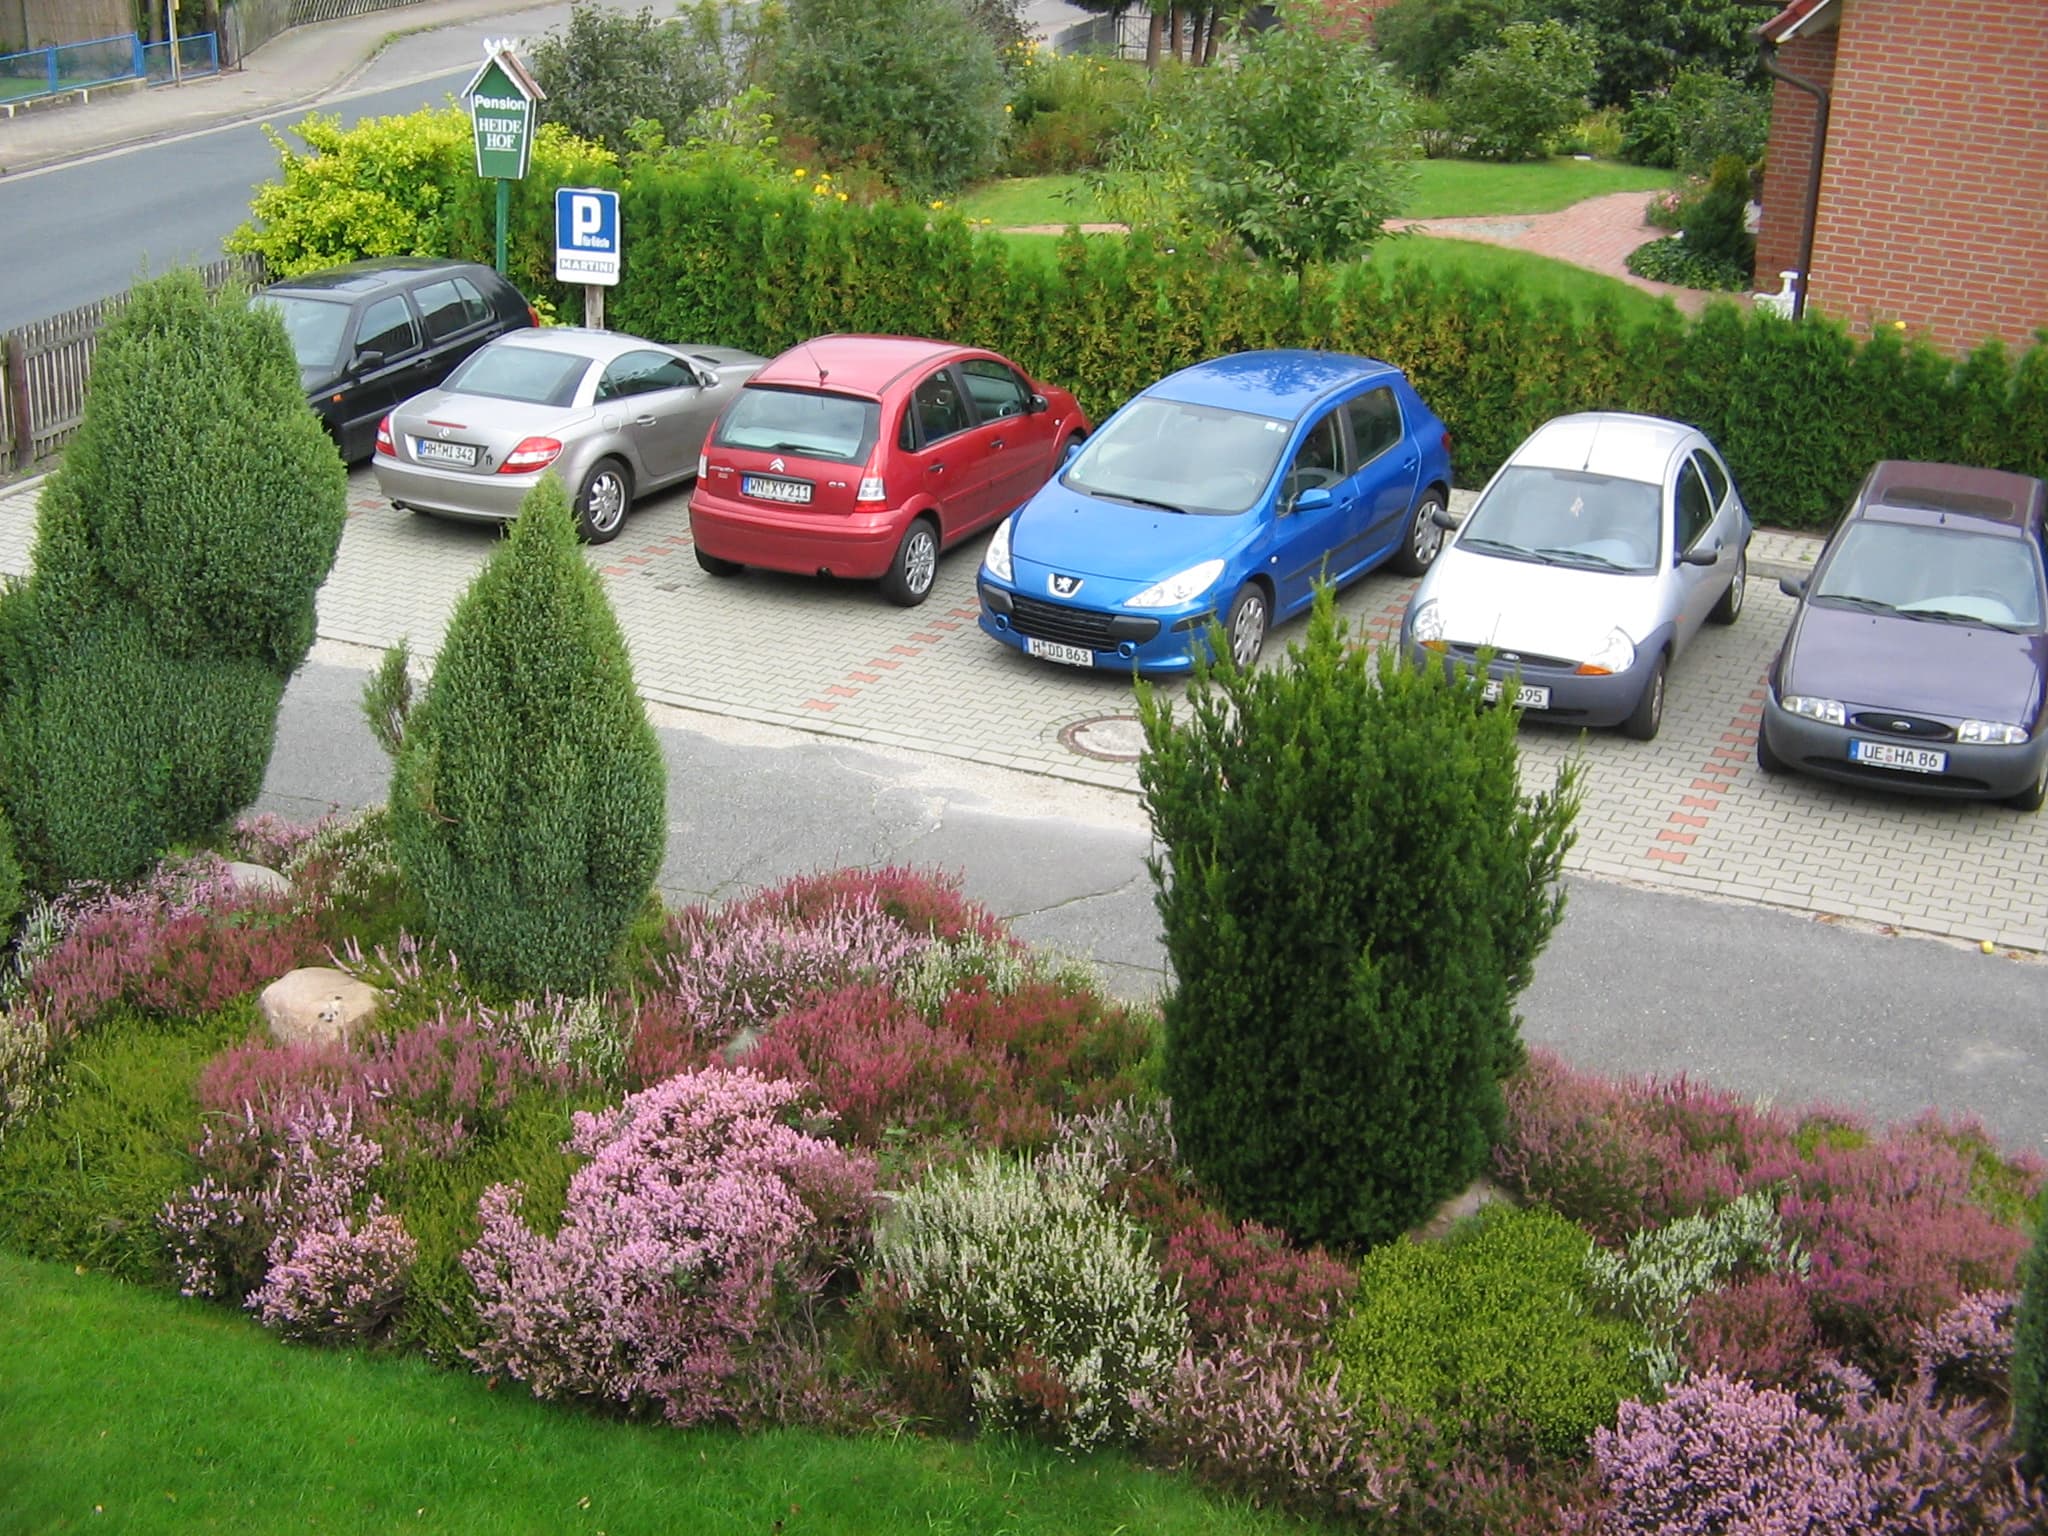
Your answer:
2015,1202 -> 2048,1480
0,270 -> 346,885
1136,591 -> 1580,1252
389,476 -> 666,996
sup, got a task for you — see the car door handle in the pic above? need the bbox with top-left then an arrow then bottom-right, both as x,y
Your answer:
991,439 -> 1005,450
929,463 -> 945,474
634,415 -> 657,426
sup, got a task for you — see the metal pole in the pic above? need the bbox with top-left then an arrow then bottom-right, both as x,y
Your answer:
494,178 -> 509,275
167,0 -> 182,86
584,285 -> 603,329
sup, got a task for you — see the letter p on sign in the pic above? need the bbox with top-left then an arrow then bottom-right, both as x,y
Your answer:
554,187 -> 621,285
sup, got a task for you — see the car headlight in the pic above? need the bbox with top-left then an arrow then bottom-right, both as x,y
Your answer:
983,516 -> 1014,582
1958,720 -> 2029,746
1127,559 -> 1224,609
1782,695 -> 1847,726
1409,598 -> 1446,648
1575,627 -> 1636,677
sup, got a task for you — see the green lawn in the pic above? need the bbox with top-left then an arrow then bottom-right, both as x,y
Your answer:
1,1251 -> 1314,1536
954,159 -> 1674,230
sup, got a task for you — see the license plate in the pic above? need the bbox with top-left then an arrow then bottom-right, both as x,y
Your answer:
1482,680 -> 1551,709
1850,739 -> 1947,774
413,437 -> 478,467
1026,637 -> 1095,668
741,474 -> 812,505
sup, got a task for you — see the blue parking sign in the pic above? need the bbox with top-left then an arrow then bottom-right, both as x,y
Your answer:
555,187 -> 621,286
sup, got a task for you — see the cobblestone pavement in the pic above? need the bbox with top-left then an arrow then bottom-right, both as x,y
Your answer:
1,470 -> 2040,950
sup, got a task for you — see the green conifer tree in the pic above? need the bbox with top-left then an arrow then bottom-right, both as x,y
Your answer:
390,475 -> 666,995
2014,1202 -> 2048,1480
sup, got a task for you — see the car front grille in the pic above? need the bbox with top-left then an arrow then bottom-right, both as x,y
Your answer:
1444,643 -> 1578,672
1007,593 -> 1159,648
1847,711 -> 1955,742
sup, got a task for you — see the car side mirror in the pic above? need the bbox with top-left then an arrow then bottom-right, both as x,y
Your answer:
1430,506 -> 1458,531
693,367 -> 717,388
350,348 -> 385,375
1779,575 -> 1808,598
1292,486 -> 1334,514
1681,544 -> 1719,567
1028,393 -> 1049,414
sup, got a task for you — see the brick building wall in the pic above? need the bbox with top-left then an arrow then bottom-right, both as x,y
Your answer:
1754,31 -> 1838,284
1761,0 -> 2048,354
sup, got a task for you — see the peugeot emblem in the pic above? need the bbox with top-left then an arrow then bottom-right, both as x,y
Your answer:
1050,573 -> 1083,597
769,456 -> 786,473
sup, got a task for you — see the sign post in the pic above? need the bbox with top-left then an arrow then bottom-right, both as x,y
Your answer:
462,40 -> 544,277
555,187 -> 621,328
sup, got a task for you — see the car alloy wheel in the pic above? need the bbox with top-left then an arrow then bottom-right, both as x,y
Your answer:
577,460 -> 630,544
1225,583 -> 1269,669
1392,490 -> 1447,577
882,519 -> 939,607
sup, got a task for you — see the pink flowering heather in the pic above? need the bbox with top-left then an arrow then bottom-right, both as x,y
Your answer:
249,1208 -> 418,1344
358,1016 -> 558,1155
226,812 -> 341,871
1834,1369 -> 2048,1536
740,983 -> 977,1144
1685,1272 -> 1826,1388
1912,1291 -> 2019,1406
196,1039 -> 366,1130
1593,1370 -> 1875,1536
463,1066 -> 876,1425
731,867 -> 1012,947
1158,1210 -> 1356,1355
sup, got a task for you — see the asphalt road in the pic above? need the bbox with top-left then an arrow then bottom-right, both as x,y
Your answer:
260,654 -> 2047,1157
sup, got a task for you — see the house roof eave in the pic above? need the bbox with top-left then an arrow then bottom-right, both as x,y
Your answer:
1758,0 -> 1840,44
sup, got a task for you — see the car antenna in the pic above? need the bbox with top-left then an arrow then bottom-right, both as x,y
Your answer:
802,338 -> 829,388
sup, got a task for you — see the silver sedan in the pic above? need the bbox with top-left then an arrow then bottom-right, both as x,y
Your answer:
1401,413 -> 1751,741
372,328 -> 765,542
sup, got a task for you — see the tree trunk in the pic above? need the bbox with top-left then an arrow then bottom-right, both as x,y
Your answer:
1168,6 -> 1183,64
1145,8 -> 1162,70
1202,6 -> 1223,64
1187,6 -> 1206,64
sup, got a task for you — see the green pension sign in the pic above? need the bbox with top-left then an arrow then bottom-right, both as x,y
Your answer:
463,48 -> 541,180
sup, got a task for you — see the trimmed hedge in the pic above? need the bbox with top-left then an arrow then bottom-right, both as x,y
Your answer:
230,113 -> 2048,530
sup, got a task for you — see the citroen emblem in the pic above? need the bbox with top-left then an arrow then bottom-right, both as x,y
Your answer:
769,456 -> 786,473
1050,573 -> 1082,597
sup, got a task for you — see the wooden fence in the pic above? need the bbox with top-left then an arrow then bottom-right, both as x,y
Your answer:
0,253 -> 266,472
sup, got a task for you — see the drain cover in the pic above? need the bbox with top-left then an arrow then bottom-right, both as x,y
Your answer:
1060,714 -> 1146,762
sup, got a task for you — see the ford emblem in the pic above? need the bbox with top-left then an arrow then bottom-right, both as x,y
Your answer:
1050,573 -> 1082,597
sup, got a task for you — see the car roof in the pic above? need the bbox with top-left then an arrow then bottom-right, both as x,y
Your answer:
487,327 -> 671,365
263,257 -> 496,298
1506,412 -> 1700,483
1143,349 -> 1400,418
1854,460 -> 2048,537
748,335 -> 975,399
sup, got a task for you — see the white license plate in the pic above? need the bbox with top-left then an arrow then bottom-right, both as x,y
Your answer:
742,474 -> 812,505
1850,740 -> 1947,774
1026,637 -> 1095,668
413,437 -> 478,467
1482,680 -> 1551,709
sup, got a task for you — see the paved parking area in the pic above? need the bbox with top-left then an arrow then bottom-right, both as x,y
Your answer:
1,469 -> 2042,950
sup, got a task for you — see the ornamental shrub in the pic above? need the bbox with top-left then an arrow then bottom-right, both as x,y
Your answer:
1328,1204 -> 1651,1457
1136,590 -> 1578,1251
873,1149 -> 1187,1450
527,3 -> 724,159
1620,69 -> 1771,175
464,1067 -> 876,1424
390,475 -> 666,997
2012,1202 -> 2048,1477
1442,20 -> 1598,162
1680,154 -> 1756,274
0,271 -> 346,887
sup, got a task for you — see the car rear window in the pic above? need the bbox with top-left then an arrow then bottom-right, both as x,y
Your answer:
442,344 -> 591,407
256,293 -> 352,371
715,386 -> 878,463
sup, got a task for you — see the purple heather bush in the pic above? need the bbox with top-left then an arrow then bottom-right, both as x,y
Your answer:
225,811 -> 341,872
1912,1290 -> 2018,1405
249,1207 -> 417,1343
463,1066 -> 876,1426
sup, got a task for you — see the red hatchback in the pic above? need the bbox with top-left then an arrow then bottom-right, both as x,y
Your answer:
688,335 -> 1089,606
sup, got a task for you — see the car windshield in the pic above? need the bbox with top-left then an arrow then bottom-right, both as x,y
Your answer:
715,386 -> 877,462
1458,466 -> 1661,573
442,345 -> 591,407
1813,520 -> 2044,630
255,293 -> 352,372
1064,397 -> 1293,516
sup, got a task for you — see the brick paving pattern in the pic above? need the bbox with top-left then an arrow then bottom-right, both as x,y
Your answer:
3,467 -> 2040,950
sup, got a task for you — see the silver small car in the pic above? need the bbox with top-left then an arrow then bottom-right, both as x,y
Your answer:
373,328 -> 765,542
1401,413 -> 1750,741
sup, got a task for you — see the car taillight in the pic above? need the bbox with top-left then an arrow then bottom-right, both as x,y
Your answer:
500,437 -> 562,474
1440,430 -> 1453,457
856,454 -> 887,503
697,451 -> 707,478
526,305 -> 542,328
374,415 -> 394,456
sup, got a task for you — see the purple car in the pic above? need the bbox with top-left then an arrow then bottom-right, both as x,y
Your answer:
1758,460 -> 2048,811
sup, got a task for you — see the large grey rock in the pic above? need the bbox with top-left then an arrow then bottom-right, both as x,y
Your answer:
225,861 -> 293,899
261,967 -> 381,1049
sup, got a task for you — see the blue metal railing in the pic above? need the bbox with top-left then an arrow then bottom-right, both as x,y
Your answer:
142,34 -> 222,86
0,32 -> 144,104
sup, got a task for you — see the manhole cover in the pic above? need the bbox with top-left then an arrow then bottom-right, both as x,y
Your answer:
1060,714 -> 1146,762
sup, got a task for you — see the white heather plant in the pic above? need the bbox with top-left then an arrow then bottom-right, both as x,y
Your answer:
284,804 -> 401,911
1586,1187 -> 1805,1386
0,1004 -> 52,1144
875,1150 -> 1188,1451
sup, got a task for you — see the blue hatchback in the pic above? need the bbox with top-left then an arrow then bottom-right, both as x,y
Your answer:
976,350 -> 1453,673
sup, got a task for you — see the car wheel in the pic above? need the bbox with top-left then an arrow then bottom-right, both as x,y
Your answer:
2010,761 -> 2047,813
1709,549 -> 1746,625
576,458 -> 631,544
694,545 -> 742,578
1391,488 -> 1448,577
1223,583 -> 1269,670
1756,720 -> 1788,775
1622,653 -> 1666,741
880,517 -> 940,607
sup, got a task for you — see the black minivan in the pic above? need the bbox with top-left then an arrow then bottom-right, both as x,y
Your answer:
257,257 -> 537,463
